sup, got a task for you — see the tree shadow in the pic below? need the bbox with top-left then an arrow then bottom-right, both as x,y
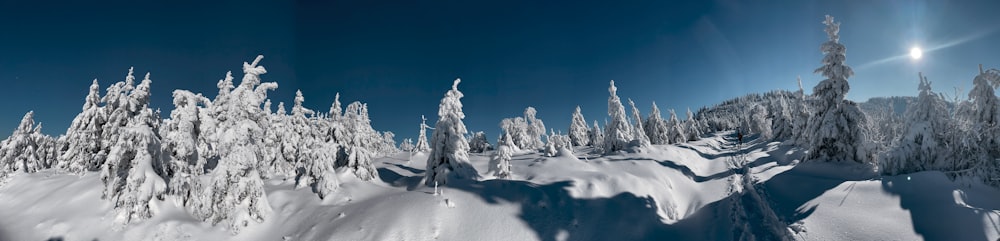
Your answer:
448,179 -> 675,241
376,167 -> 424,191
879,172 -> 1000,241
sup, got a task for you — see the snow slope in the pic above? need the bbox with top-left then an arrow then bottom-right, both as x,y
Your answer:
1,131 -> 998,240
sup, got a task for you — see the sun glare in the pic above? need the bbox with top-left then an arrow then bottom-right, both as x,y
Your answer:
910,47 -> 923,60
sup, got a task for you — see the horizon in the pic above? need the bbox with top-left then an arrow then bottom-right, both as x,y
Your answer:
3,0 -> 1000,143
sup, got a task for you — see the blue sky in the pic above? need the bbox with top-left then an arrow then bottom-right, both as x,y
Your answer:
2,0 -> 999,142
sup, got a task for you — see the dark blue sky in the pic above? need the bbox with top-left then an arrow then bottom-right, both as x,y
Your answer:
2,0 -> 999,142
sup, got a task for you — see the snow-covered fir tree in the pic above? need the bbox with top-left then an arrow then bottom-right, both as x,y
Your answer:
161,90 -> 210,205
425,78 -> 479,186
805,15 -> 870,164
337,101 -> 380,180
603,80 -> 633,153
569,106 -> 591,146
524,107 -> 546,150
882,73 -> 951,175
543,129 -> 572,157
685,108 -> 703,141
190,56 -> 275,234
644,102 -> 670,145
590,120 -> 605,152
469,131 -> 492,153
489,132 -> 514,179
414,115 -> 431,152
99,73 -> 169,225
0,111 -> 46,179
628,99 -> 651,147
59,79 -> 108,173
667,109 -> 686,144
400,138 -> 415,152
955,66 -> 1000,180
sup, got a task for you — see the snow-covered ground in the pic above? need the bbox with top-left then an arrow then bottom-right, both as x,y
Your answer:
1,131 -> 998,240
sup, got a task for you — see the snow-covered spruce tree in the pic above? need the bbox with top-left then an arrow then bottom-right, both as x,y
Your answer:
569,106 -> 591,146
685,108 -> 703,141
628,99 -> 651,147
770,96 -> 795,140
0,112 -> 45,179
524,107 -> 546,150
667,109 -> 686,144
336,101 -> 379,180
400,138 -> 415,152
954,66 -> 1000,180
414,115 -> 432,152
425,78 -> 479,186
489,132 -> 514,179
644,102 -> 670,145
161,90 -> 211,205
882,73 -> 951,175
590,120 -> 605,152
191,56 -> 275,234
751,104 -> 773,140
603,80 -> 633,153
469,131 -> 492,153
805,15 -> 869,164
500,117 -> 529,150
99,73 -> 169,225
59,79 -> 108,173
543,129 -> 572,157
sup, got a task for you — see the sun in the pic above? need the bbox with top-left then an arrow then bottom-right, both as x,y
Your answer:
910,47 -> 923,60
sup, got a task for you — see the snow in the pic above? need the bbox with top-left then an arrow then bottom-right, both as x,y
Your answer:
2,131 -> 996,240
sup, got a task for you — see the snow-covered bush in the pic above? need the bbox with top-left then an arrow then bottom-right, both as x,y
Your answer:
805,15 -> 870,164
569,106 -> 591,146
469,131 -> 492,153
425,78 -> 479,186
603,80 -> 633,153
543,129 -> 571,157
500,107 -> 548,151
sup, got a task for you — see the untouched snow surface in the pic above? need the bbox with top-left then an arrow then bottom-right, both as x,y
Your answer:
1,131 -> 998,240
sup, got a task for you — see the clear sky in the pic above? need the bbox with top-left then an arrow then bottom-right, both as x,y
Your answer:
2,0 -> 999,142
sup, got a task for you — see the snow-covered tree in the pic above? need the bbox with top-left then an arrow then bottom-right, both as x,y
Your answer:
59,79 -> 108,173
489,132 -> 514,179
805,15 -> 869,164
425,78 -> 479,186
628,99 -> 651,147
590,120 -> 605,151
0,112 -> 45,178
644,102 -> 670,145
161,90 -> 211,204
400,138 -> 415,152
569,106 -> 591,146
543,129 -> 571,157
685,108 -> 703,141
336,101 -> 380,180
99,72 -> 168,225
603,80 -> 632,153
191,56 -> 275,234
883,73 -> 951,175
469,131 -> 492,153
954,66 -> 1000,179
414,115 -> 431,152
667,109 -> 686,144
524,107 -> 546,150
